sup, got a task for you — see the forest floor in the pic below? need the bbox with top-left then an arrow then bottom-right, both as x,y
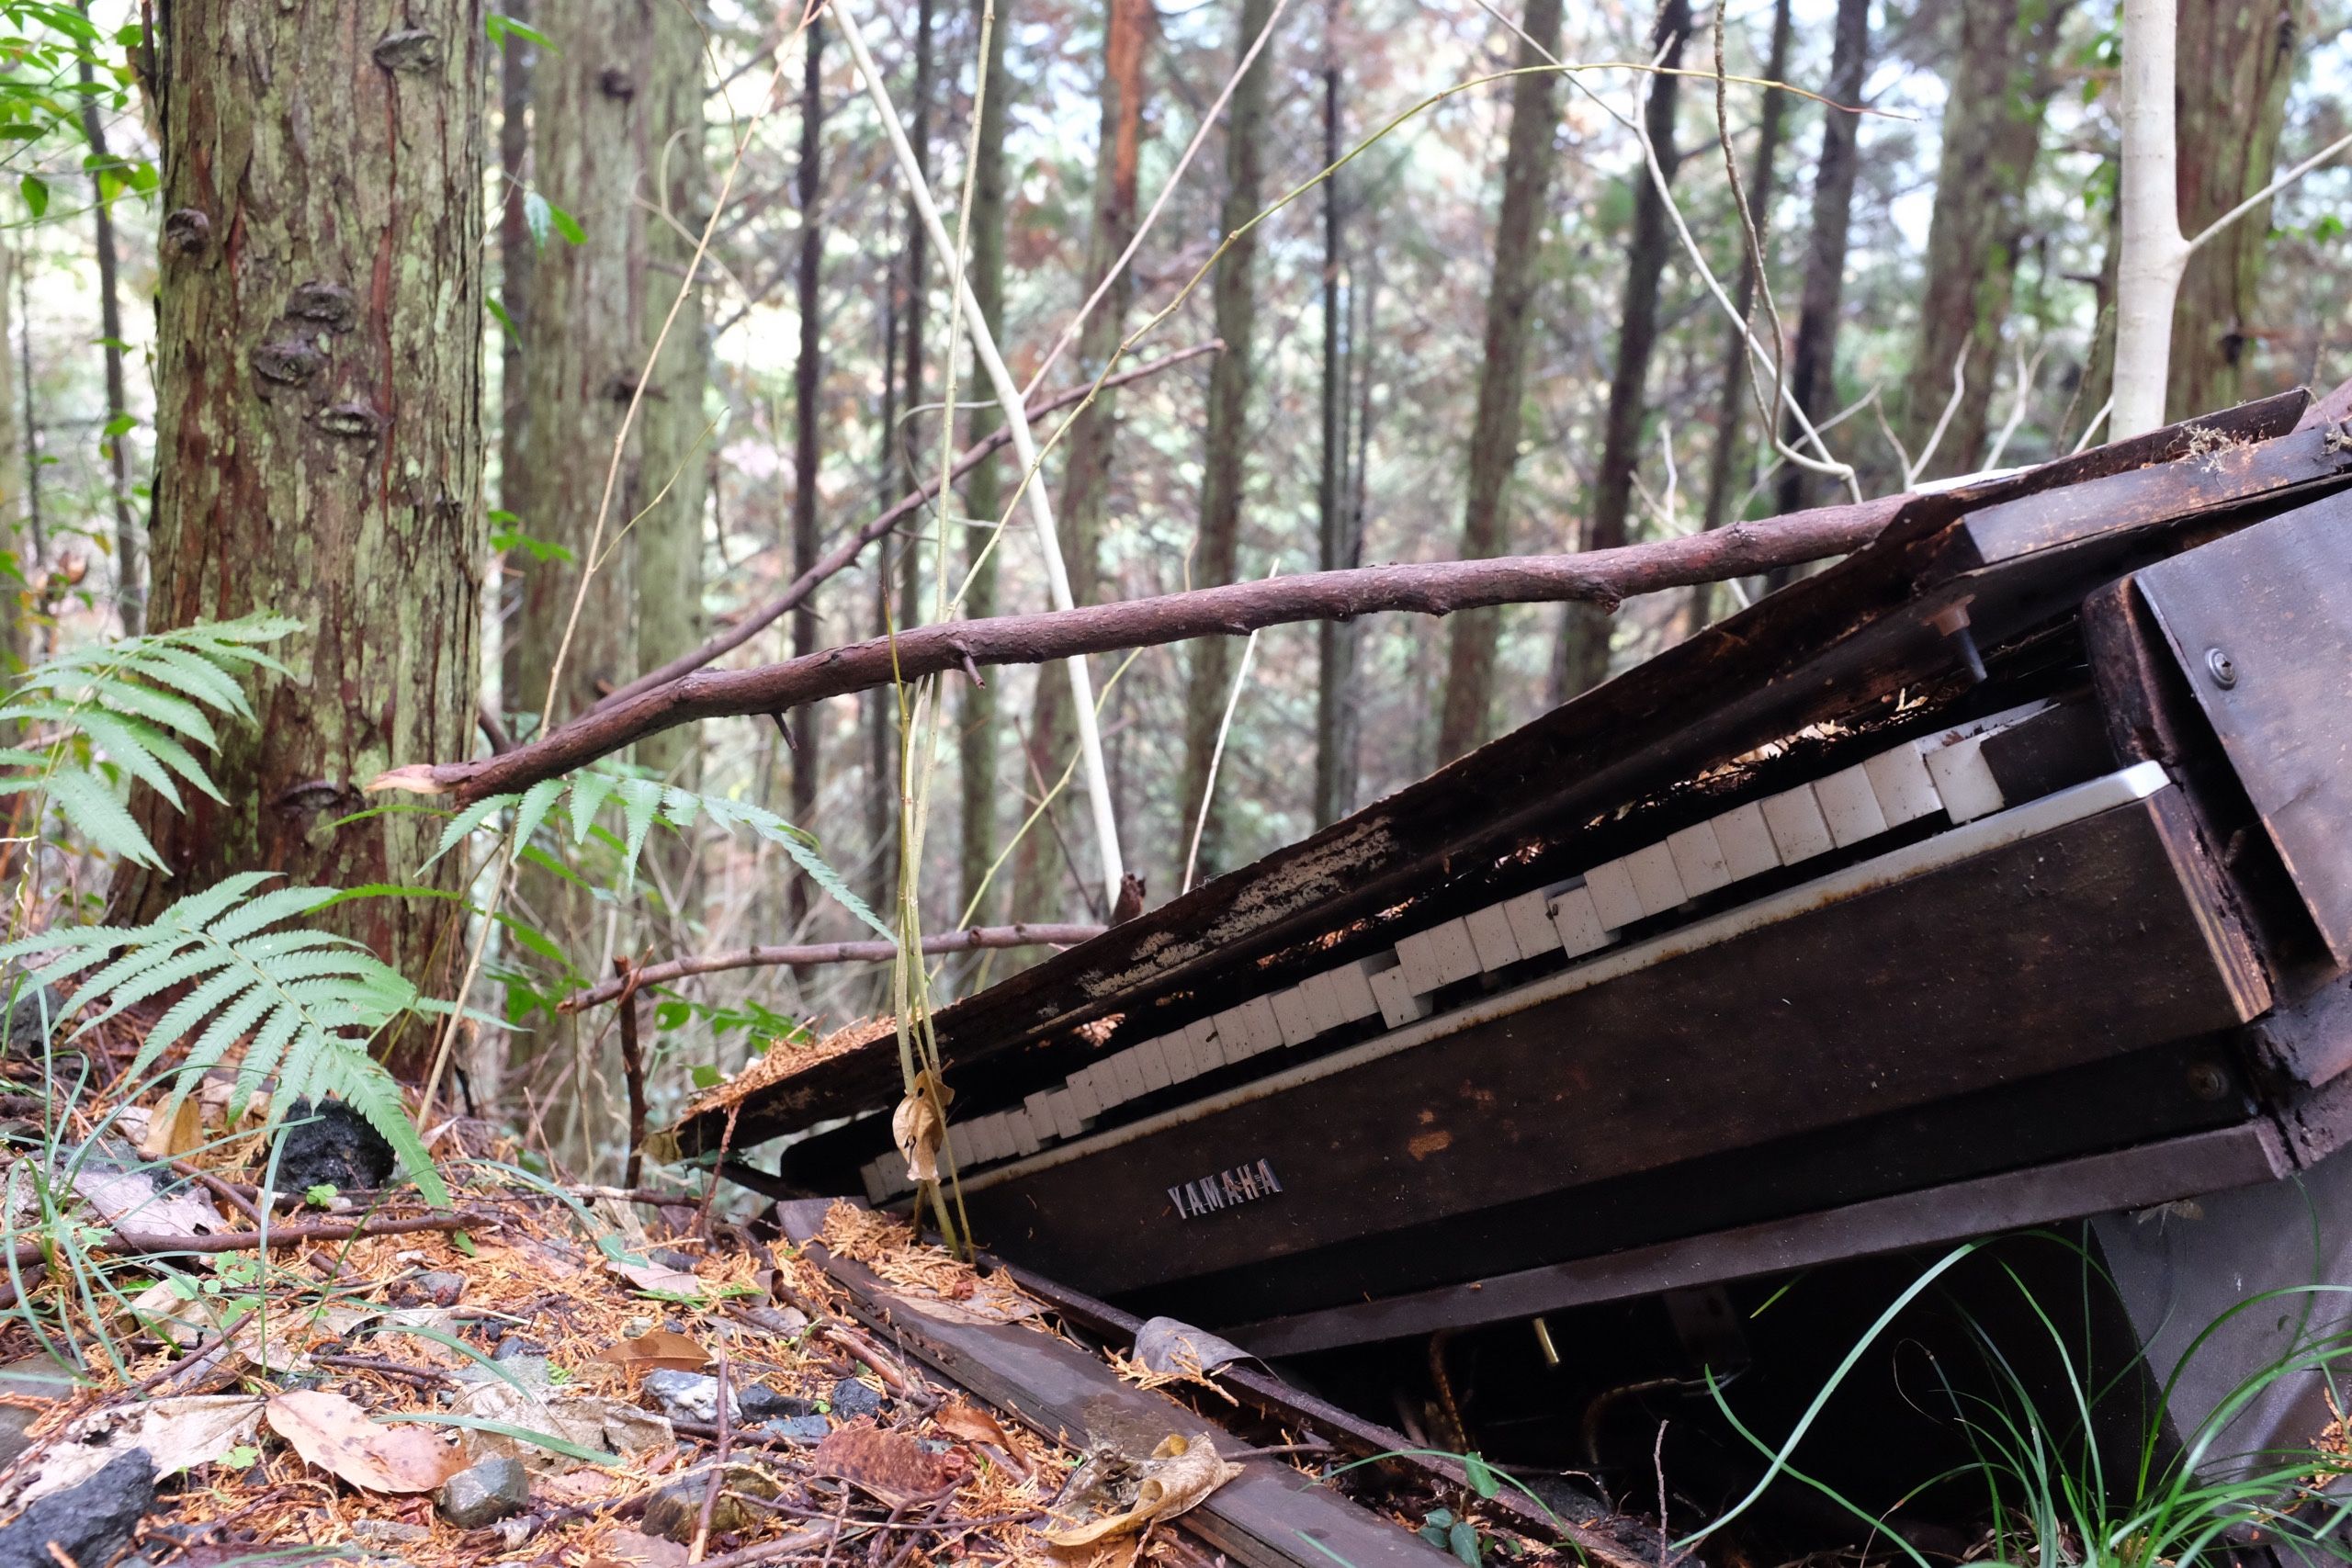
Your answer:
0,1015 -> 1563,1567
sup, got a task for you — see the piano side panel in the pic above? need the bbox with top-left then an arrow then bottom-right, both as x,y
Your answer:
2137,489 -> 2352,965
961,795 -> 2265,1303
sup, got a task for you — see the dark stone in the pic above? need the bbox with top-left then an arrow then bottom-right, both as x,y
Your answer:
757,1415 -> 831,1444
0,1354 -> 74,1466
492,1336 -> 546,1362
266,1097 -> 395,1193
831,1377 -> 884,1421
251,339 -> 323,386
0,1447 -> 155,1568
739,1385 -> 819,1422
372,28 -> 442,73
0,970 -> 67,1055
395,1271 -> 466,1308
434,1454 -> 530,1529
285,280 -> 356,330
640,1464 -> 775,1544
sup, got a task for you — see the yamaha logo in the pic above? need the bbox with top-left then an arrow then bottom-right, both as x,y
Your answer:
1167,1159 -> 1283,1219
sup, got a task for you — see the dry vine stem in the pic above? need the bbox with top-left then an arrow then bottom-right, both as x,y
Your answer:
372,492 -> 1905,804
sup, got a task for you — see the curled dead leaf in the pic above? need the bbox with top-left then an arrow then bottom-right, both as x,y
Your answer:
264,1389 -> 464,1495
932,1400 -> 1012,1450
590,1327 -> 711,1374
606,1256 -> 702,1296
890,1070 -> 952,1184
1043,1433 -> 1242,1547
810,1418 -> 966,1507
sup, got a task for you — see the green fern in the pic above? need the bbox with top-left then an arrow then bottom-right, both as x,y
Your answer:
0,613 -> 297,866
0,873 -> 449,1207
427,769 -> 890,939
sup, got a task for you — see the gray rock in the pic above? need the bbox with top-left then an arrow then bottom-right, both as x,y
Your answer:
350,1518 -> 432,1547
640,1463 -> 776,1544
0,970 -> 66,1056
400,1270 -> 467,1307
0,1447 -> 154,1568
492,1335 -> 547,1362
741,1384 -> 818,1422
0,1353 -> 75,1467
435,1454 -> 531,1529
643,1370 -> 818,1426
757,1414 -> 831,1444
831,1376 -> 884,1421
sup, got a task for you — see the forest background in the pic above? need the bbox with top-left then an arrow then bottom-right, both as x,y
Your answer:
0,0 -> 2342,1178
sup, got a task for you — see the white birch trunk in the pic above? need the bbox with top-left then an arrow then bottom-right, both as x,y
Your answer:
2112,0 -> 2188,439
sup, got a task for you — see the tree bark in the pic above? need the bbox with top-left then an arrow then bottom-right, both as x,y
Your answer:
958,0 -> 1013,929
1431,0 -> 1566,760
0,240 -> 22,677
1555,0 -> 1691,703
635,0 -> 709,799
1897,0 -> 2077,476
1691,0 -> 1792,629
378,492 -> 1905,806
1176,0 -> 1274,880
74,15 -> 142,637
507,0 -> 648,732
1766,0 -> 1871,542
2165,0 -> 2295,422
1016,0 -> 1150,919
790,16 -> 824,914
1312,0 -> 1358,829
118,0 -> 485,1040
494,0 -> 535,701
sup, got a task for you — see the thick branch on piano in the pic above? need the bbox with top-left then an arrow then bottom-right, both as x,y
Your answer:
559,923 -> 1109,1011
374,492 -> 1905,805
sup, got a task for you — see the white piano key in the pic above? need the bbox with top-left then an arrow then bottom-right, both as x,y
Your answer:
978,1114 -> 1012,1163
1464,903 -> 1523,970
1295,971 -> 1343,1033
1109,1048 -> 1148,1103
1711,799 -> 1782,880
1864,742 -> 1941,827
1814,762 -> 1888,847
861,1159 -> 890,1205
1583,857 -> 1646,931
1329,959 -> 1382,1022
1160,1029 -> 1198,1080
1183,1014 -> 1226,1069
1270,986 -> 1317,1046
1066,1066 -> 1103,1119
1398,919 -> 1479,994
1502,886 -> 1563,958
1134,1037 -> 1172,1091
1925,732 -> 2005,822
1369,959 -> 1432,1028
1044,1088 -> 1083,1140
1024,1089 -> 1057,1132
1761,784 -> 1835,863
1240,995 -> 1283,1052
1006,1108 -> 1041,1156
1548,881 -> 1611,956
1216,996 -> 1283,1058
1665,820 -> 1733,898
1625,841 -> 1690,918
946,1122 -> 974,1168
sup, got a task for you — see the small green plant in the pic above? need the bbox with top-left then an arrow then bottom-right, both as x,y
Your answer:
303,1183 -> 338,1208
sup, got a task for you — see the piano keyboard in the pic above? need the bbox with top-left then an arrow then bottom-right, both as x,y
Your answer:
862,699 -> 2078,1204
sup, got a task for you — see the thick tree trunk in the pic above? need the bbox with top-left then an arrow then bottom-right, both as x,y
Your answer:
1766,0 -> 1871,548
789,16 -> 824,922
1555,0 -> 1691,703
958,0 -> 1012,930
1015,0 -> 1149,919
635,0 -> 709,796
1431,0 -> 1566,761
74,17 -> 142,637
1175,0 -> 1274,880
2165,0 -> 2294,421
1897,0 -> 2077,476
508,0 -> 647,733
494,0 -> 534,701
0,242 -> 22,677
1313,0 -> 1358,830
1691,0 -> 1792,629
119,1 -> 484,1041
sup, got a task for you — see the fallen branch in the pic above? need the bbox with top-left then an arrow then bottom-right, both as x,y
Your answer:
558,923 -> 1106,1011
14,1209 -> 491,1269
377,494 -> 1905,806
589,341 -> 1220,717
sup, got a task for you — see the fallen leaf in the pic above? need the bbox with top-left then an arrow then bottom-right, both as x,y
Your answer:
586,1529 -> 691,1568
891,1077 -> 947,1184
70,1161 -> 226,1239
606,1256 -> 702,1296
265,1389 -> 463,1494
137,1097 -> 204,1161
590,1328 -> 710,1374
932,1400 -> 1012,1450
810,1418 -> 966,1507
451,1382 -> 671,1474
20,1394 -> 266,1502
1043,1433 -> 1242,1546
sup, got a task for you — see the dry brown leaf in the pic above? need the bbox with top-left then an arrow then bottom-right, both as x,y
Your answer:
933,1400 -> 1012,1450
605,1256 -> 702,1295
264,1389 -> 464,1495
587,1528 -> 691,1567
890,1070 -> 952,1183
1043,1433 -> 1242,1547
809,1418 -> 966,1507
137,1097 -> 204,1161
589,1328 -> 711,1373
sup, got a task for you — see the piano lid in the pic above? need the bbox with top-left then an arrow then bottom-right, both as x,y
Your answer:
676,389 -> 2346,1155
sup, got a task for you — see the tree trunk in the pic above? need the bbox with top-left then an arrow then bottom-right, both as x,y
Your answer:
1175,0 -> 1273,880
1431,0 -> 1566,760
2165,0 -> 2294,422
958,0 -> 1012,930
494,0 -> 534,701
1312,0 -> 1358,829
634,0 -> 708,799
1691,0 -> 1792,629
508,0 -> 647,734
0,241 -> 22,677
1015,0 -> 1148,919
1555,0 -> 1691,703
74,13 -> 143,637
789,15 -> 824,923
118,0 -> 484,1042
1897,0 -> 2077,476
1766,0 -> 1871,542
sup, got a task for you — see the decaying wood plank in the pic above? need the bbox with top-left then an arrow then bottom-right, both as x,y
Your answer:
769,1203 -> 1459,1568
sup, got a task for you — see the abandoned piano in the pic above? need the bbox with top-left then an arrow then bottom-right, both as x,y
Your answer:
681,388 -> 2352,1378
